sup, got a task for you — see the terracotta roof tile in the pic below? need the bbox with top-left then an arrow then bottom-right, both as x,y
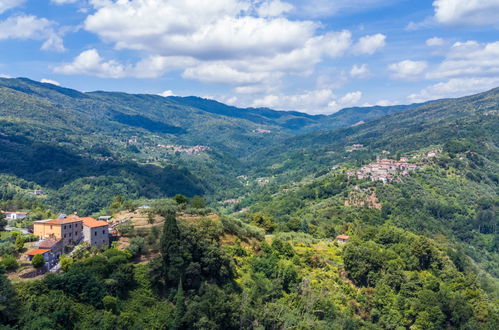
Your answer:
81,217 -> 108,228
26,248 -> 50,256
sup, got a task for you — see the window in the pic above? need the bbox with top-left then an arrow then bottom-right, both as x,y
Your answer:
69,224 -> 72,228
50,225 -> 53,230
69,232 -> 72,237
64,225 -> 66,229
103,230 -> 105,234
94,231 -> 97,236
64,234 -> 66,238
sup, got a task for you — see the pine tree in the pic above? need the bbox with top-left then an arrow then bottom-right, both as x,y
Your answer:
173,279 -> 185,329
160,210 -> 184,285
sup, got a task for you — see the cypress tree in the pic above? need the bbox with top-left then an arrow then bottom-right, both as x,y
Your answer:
160,210 -> 184,285
173,279 -> 185,329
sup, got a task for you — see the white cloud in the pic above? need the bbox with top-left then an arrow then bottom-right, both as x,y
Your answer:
408,77 -> 499,103
77,0 -> 382,90
0,0 -> 25,14
427,40 -> 499,79
433,0 -> 499,26
40,78 -> 61,86
389,60 -> 428,79
251,89 -> 362,114
54,49 -> 126,78
0,73 -> 12,78
158,90 -> 174,97
0,15 -> 64,51
350,64 -> 370,78
353,33 -> 386,55
426,37 -> 444,47
257,0 -> 293,17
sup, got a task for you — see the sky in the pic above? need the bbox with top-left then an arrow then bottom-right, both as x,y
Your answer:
1,0 -> 499,114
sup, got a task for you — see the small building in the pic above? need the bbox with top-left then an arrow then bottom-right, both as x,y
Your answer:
33,216 -> 83,246
98,215 -> 112,221
25,248 -> 55,268
33,190 -> 45,196
336,234 -> 350,244
81,217 -> 109,247
1,211 -> 28,220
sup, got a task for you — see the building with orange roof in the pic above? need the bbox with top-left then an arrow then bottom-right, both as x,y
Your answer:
336,234 -> 350,243
33,215 -> 83,246
81,217 -> 109,247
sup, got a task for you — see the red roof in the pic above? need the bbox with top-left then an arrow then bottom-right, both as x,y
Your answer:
38,238 -> 62,249
81,217 -> 108,228
336,235 -> 350,240
25,248 -> 50,256
44,216 -> 82,225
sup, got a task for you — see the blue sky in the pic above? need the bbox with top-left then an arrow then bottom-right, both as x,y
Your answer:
1,0 -> 499,114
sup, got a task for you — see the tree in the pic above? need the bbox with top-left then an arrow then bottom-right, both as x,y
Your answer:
1,255 -> 18,271
250,212 -> 277,233
174,194 -> 189,205
0,212 -> 7,231
32,254 -> 45,268
191,196 -> 205,209
160,211 -> 184,285
59,254 -> 74,272
173,279 -> 185,329
15,236 -> 25,251
0,274 -> 20,324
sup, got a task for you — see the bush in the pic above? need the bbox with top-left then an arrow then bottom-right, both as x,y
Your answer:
1,255 -> 18,271
0,242 -> 16,256
32,254 -> 45,268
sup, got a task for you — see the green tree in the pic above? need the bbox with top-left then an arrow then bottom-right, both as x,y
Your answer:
250,212 -> 277,233
15,235 -> 25,251
174,194 -> 189,205
191,196 -> 205,209
160,211 -> 184,285
1,254 -> 18,271
0,274 -> 20,325
0,212 -> 7,231
173,279 -> 185,329
32,254 -> 45,268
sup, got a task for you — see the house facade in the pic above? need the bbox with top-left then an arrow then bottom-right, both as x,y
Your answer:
1,211 -> 28,220
33,216 -> 83,245
81,217 -> 109,247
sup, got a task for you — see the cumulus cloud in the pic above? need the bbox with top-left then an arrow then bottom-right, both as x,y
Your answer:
75,0 -> 381,90
427,40 -> 499,79
40,78 -> 61,86
433,0 -> 499,26
158,90 -> 174,97
408,77 -> 499,103
353,33 -> 386,55
251,89 -> 362,114
0,0 -> 25,14
257,0 -> 294,17
350,64 -> 370,78
0,15 -> 65,51
389,60 -> 428,79
426,37 -> 444,47
0,73 -> 12,78
54,49 -> 126,78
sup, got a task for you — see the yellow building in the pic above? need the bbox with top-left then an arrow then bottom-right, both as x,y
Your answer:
33,216 -> 83,245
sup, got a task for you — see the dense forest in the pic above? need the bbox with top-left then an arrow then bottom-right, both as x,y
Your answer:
0,78 -> 497,329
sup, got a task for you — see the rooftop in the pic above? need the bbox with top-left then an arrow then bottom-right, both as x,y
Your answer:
38,238 -> 62,249
43,216 -> 82,225
25,248 -> 50,256
336,234 -> 350,240
81,217 -> 108,228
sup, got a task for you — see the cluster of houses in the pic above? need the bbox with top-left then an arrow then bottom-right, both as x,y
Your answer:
24,215 -> 110,268
157,144 -> 211,154
347,156 -> 419,183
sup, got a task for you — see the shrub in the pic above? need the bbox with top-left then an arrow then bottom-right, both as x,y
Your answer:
1,255 -> 18,271
32,254 -> 45,268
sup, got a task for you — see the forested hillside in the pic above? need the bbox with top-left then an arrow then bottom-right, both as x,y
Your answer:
0,78 -> 497,329
0,78 -> 416,214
